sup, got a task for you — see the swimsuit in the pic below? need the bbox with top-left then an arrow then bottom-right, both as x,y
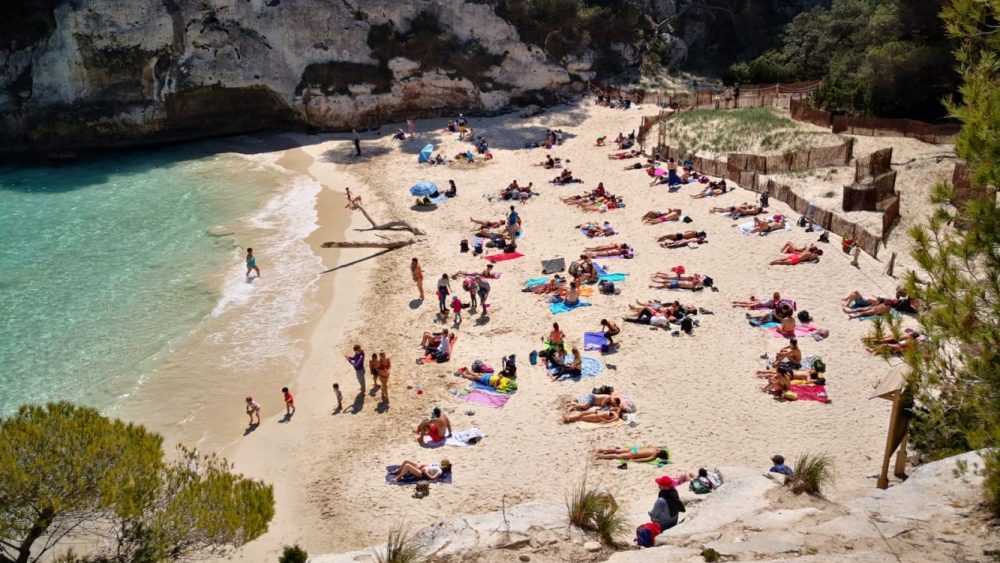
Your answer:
428,424 -> 443,442
246,257 -> 256,268
669,280 -> 680,289
788,253 -> 801,265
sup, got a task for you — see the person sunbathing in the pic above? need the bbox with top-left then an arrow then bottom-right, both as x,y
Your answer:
452,264 -> 497,280
470,217 -> 504,229
751,215 -> 786,234
596,447 -> 669,462
711,203 -> 762,217
762,368 -> 793,397
746,302 -> 793,325
779,241 -> 815,254
657,231 -> 705,243
756,366 -> 823,382
769,248 -> 821,266
649,277 -> 704,290
563,407 -> 620,424
579,222 -> 615,237
523,276 -> 566,295
583,244 -> 632,258
458,370 -> 517,392
842,290 -> 881,310
608,149 -> 641,160
865,329 -> 926,354
576,256 -> 598,283
846,301 -> 893,318
661,236 -> 706,249
732,292 -> 784,309
392,459 -> 452,482
642,209 -> 682,224
577,197 -> 623,213
691,182 -> 729,198
569,392 -> 633,412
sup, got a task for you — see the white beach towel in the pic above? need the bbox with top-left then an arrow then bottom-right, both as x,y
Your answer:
422,427 -> 485,447
739,221 -> 791,236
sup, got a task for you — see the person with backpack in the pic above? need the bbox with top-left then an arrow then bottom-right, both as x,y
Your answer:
648,475 -> 685,531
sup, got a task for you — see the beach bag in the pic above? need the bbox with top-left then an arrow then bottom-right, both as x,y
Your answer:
690,477 -> 712,494
599,280 -> 617,295
504,242 -> 517,253
635,522 -> 661,547
460,239 -> 469,252
680,317 -> 694,334
797,310 -> 812,323
529,350 -> 538,365
702,276 -> 714,288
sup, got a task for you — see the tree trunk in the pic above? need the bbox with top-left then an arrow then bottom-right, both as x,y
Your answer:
354,205 -> 425,236
320,240 -> 416,250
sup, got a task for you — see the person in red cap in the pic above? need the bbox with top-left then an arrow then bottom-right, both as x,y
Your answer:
649,475 -> 686,531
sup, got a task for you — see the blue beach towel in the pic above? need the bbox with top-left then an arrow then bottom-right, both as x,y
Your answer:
550,300 -> 592,315
599,273 -> 627,283
584,331 -> 609,351
525,277 -> 550,288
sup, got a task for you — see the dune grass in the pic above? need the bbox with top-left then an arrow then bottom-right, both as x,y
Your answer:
566,472 -> 627,546
374,523 -> 424,563
786,452 -> 836,496
663,107 -> 836,156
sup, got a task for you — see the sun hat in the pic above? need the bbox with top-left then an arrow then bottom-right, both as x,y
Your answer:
655,475 -> 675,488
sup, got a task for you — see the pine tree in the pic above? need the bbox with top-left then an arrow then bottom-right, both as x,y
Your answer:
902,0 -> 1000,512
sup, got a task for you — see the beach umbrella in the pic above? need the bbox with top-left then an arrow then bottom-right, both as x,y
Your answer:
653,168 -> 666,176
418,144 -> 434,163
410,181 -> 439,196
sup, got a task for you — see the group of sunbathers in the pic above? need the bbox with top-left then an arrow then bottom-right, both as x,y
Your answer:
690,180 -> 731,198
562,389 -> 636,424
624,299 -> 706,333
757,362 -> 825,398
562,183 -> 623,212
642,209 -> 686,224
579,221 -> 616,237
614,131 -> 636,150
470,218 -> 518,248
864,328 -> 927,355
750,214 -> 787,234
420,329 -> 455,363
501,180 -> 537,202
770,241 -> 822,265
583,243 -> 633,259
658,230 -> 707,248
842,289 -> 920,318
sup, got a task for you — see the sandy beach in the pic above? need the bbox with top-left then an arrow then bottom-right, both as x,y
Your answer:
129,101 -> 953,560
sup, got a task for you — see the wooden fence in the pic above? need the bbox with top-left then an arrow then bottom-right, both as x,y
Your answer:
788,99 -> 958,143
844,147 -> 898,213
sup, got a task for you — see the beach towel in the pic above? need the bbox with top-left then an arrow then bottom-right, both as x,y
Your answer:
739,221 -> 790,236
525,277 -> 550,288
857,309 -> 901,321
751,299 -> 797,311
485,252 -> 524,263
421,427 -> 485,448
584,331 -> 609,351
541,257 -> 566,274
767,324 -> 820,339
550,300 -> 592,314
598,272 -> 627,283
385,465 -> 453,485
561,286 -> 593,298
456,381 -> 513,409
789,384 -> 830,404
547,355 -> 604,381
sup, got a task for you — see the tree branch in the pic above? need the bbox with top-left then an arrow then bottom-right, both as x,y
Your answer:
353,205 -> 425,236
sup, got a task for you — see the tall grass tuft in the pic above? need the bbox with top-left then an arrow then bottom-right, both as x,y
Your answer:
786,452 -> 836,496
566,473 -> 627,546
374,522 -> 424,563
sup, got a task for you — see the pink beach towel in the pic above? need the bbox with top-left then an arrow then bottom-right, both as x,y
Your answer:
460,390 -> 511,408
485,252 -> 524,263
790,385 -> 830,403
768,324 -> 819,338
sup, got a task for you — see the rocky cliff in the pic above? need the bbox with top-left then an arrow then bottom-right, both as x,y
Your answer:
0,0 -> 585,153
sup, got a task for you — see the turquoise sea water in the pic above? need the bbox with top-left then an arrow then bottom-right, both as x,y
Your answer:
0,145 -> 297,417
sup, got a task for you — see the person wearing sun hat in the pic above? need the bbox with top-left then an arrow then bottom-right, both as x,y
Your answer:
648,475 -> 686,531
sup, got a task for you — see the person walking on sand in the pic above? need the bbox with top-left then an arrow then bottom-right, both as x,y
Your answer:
281,386 -> 295,416
466,275 -> 479,313
476,275 -> 491,314
245,248 -> 260,278
346,344 -> 366,392
245,395 -> 261,426
352,128 -> 361,156
407,119 -> 415,138
377,351 -> 391,403
411,257 -> 425,300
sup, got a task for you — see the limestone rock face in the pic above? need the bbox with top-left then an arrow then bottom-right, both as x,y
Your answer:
0,0 -> 574,153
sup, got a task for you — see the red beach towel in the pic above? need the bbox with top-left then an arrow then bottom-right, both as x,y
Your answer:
484,252 -> 524,263
790,384 -> 830,403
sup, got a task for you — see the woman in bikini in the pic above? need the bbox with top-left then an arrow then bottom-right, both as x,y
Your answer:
470,217 -> 504,228
393,459 -> 452,482
583,243 -> 631,258
769,248 -> 821,266
649,275 -> 704,290
691,183 -> 728,198
752,216 -> 786,233
779,241 -> 813,254
732,292 -> 783,309
377,351 -> 391,403
548,322 -> 565,346
846,301 -> 894,319
411,257 -> 424,300
524,276 -> 567,295
865,328 -> 925,354
563,407 -> 621,424
661,235 -> 706,249
642,209 -> 682,224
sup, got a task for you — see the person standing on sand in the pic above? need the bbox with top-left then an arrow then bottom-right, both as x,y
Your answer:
245,396 -> 261,426
346,344 -> 366,392
352,128 -> 361,156
411,258 -> 424,300
466,276 -> 479,313
506,206 -> 520,242
368,351 -> 380,391
245,248 -> 260,278
437,274 -> 452,314
476,276 -> 491,314
377,351 -> 391,403
281,386 -> 295,416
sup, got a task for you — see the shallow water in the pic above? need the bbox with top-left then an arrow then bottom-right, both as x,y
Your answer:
0,143 -> 322,419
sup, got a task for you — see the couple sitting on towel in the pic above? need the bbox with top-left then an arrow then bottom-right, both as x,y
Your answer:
420,329 -> 454,362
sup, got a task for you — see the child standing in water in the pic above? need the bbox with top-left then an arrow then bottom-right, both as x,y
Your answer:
246,248 -> 261,278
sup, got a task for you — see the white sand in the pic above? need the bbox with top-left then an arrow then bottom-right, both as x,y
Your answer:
210,102 -> 939,559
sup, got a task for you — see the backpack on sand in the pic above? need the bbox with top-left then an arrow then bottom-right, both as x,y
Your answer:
636,522 -> 661,547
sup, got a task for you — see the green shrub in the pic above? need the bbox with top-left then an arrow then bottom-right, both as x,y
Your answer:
279,544 -> 308,563
566,473 -> 625,546
702,547 -> 720,562
785,452 -> 835,496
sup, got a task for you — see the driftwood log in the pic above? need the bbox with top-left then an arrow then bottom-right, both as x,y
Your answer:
321,205 -> 423,250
